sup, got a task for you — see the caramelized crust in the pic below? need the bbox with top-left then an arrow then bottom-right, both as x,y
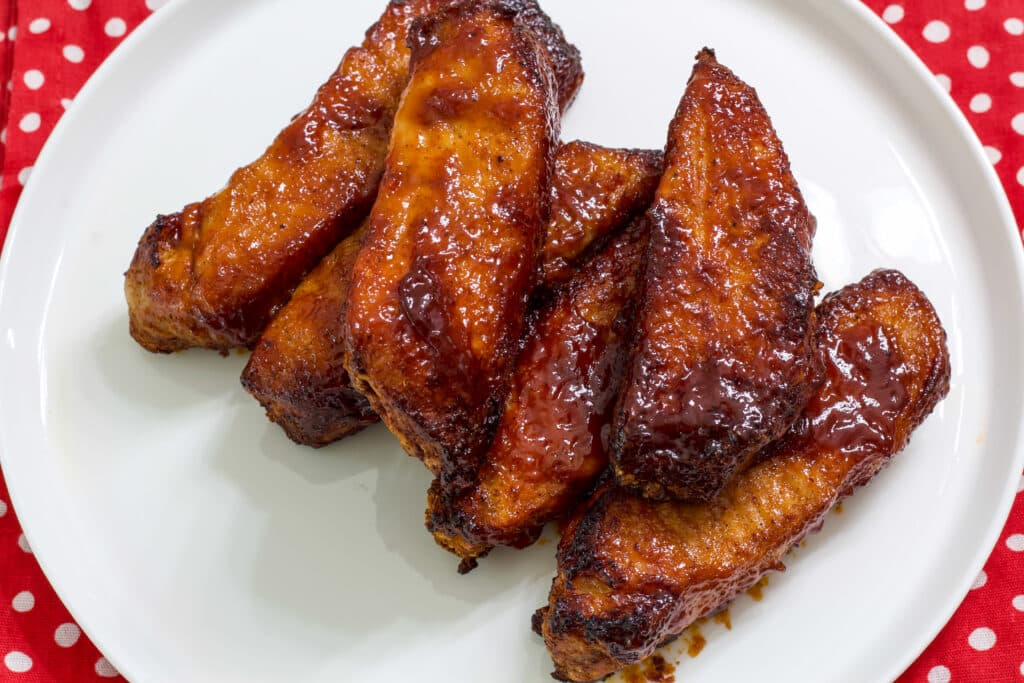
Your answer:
428,217 -> 648,567
539,270 -> 951,682
344,1 -> 561,490
542,143 -> 662,287
611,49 -> 819,501
241,223 -> 377,446
125,0 -> 581,354
243,143 -> 660,447
501,0 -> 583,113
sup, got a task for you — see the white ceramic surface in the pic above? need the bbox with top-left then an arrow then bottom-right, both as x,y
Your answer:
1,1 -> 1022,681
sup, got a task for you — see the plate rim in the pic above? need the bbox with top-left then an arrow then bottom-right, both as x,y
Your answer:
0,0 -> 1022,680
833,2 -> 1024,676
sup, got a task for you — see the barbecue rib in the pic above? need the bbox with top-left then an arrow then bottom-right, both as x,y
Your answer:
611,49 -> 819,501
240,222 -> 378,446
538,269 -> 951,682
344,1 -> 561,491
428,217 -> 648,569
125,0 -> 581,353
242,142 -> 660,447
541,142 -> 662,288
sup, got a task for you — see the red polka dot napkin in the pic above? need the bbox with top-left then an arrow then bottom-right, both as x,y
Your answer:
0,1 -> 1021,681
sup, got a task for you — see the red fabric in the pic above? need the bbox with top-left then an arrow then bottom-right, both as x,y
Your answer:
0,1 -> 1021,680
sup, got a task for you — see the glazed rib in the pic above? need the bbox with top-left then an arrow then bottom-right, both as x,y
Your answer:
538,269 -> 951,682
125,0 -> 581,353
125,0 -> 447,352
611,49 -> 819,501
541,142 -> 662,287
428,217 -> 649,568
241,222 -> 378,446
242,142 -> 660,447
344,1 -> 561,491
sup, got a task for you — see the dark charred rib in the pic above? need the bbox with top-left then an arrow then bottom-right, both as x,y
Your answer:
611,49 -> 820,501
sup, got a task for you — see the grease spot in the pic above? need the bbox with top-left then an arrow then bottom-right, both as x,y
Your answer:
747,575 -> 769,602
686,624 -> 706,658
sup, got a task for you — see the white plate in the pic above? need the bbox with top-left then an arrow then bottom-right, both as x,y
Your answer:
1,1 -> 1022,681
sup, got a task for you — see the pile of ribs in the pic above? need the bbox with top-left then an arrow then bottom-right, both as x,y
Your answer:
124,1 -> 951,680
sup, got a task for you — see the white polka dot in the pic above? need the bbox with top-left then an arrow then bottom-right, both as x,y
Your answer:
971,569 -> 988,589
1006,18 -> 1024,35
0,30 -> 4,43
1018,166 -> 1024,187
923,21 -> 951,42
928,665 -> 951,683
882,5 -> 904,23
985,146 -> 1002,164
1007,533 -> 1024,550
1020,661 -> 1024,676
18,167 -> 32,186
11,591 -> 34,612
0,500 -> 6,516
967,45 -> 990,69
104,18 -> 127,38
968,626 -> 996,650
95,657 -> 119,678
67,0 -> 92,9
19,113 -> 40,134
1,128 -> 7,144
4,651 -> 32,673
969,93 -> 992,113
7,26 -> 16,41
54,623 -> 81,648
145,0 -> 171,9
63,45 -> 85,64
965,0 -> 985,9
1013,595 -> 1024,612
28,18 -> 51,34
23,70 -> 44,90
936,74 -> 952,92
1013,114 -> 1024,136
61,98 -> 72,109
1011,72 -> 1024,88
17,532 -> 31,552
